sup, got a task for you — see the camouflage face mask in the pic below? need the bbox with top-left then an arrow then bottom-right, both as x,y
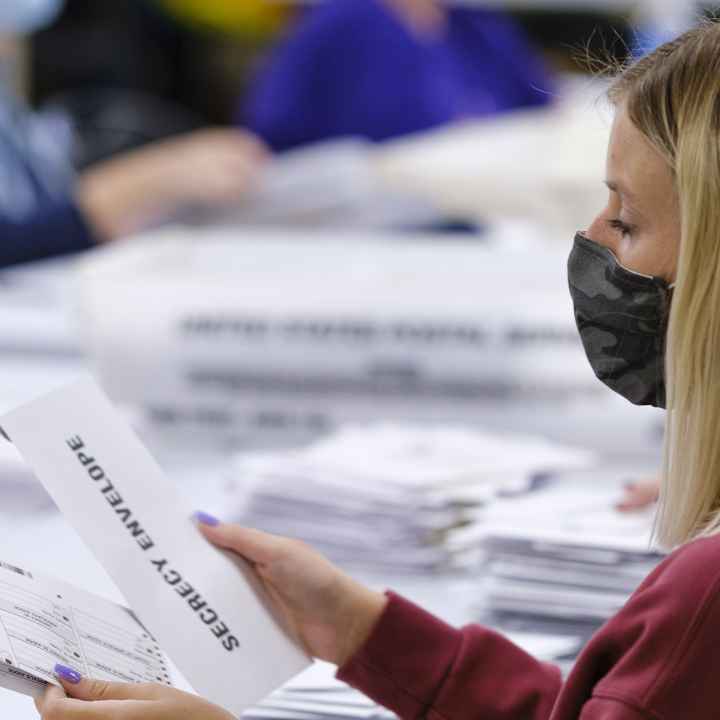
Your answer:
568,232 -> 674,408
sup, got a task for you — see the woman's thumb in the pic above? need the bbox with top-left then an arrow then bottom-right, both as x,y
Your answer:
194,514 -> 286,565
54,665 -> 166,701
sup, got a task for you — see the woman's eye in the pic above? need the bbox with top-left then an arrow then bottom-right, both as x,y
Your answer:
607,218 -> 634,237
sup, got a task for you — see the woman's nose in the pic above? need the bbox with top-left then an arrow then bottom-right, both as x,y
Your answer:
586,212 -> 620,254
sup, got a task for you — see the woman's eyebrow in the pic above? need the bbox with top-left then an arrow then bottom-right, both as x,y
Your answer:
604,180 -> 636,200
605,180 -> 647,219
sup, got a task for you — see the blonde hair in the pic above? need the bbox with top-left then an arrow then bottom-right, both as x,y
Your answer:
610,22 -> 720,547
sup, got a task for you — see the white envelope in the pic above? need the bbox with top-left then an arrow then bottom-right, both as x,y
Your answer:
0,377 -> 310,717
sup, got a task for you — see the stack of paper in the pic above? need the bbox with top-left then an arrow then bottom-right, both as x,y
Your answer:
375,76 -> 611,237
226,424 -> 594,573
244,662 -> 394,720
76,228 -> 594,413
223,138 -> 437,230
243,631 -> 583,720
75,230 -> 661,452
455,475 -> 664,625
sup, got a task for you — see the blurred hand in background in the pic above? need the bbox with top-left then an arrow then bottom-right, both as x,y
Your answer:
616,479 -> 660,512
77,128 -> 268,241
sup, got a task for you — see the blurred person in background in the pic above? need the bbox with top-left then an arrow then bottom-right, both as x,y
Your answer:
152,0 -> 288,39
142,0 -> 292,124
0,0 -> 267,269
241,0 -> 556,152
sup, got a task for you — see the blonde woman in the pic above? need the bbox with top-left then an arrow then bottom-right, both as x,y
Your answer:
35,21 -> 720,720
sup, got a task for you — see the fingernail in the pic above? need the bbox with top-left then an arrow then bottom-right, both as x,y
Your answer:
194,511 -> 220,527
54,664 -> 82,684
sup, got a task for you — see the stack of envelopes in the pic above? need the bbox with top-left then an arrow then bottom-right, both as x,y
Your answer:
244,661 -> 395,720
226,424 -> 594,573
460,474 -> 664,626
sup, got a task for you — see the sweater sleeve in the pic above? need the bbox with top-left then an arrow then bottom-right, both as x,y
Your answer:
337,592 -> 563,720
0,198 -> 95,269
579,698 -> 653,719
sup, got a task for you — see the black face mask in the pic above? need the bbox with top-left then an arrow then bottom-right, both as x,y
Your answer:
567,232 -> 674,408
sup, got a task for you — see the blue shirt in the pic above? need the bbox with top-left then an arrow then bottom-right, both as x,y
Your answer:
0,89 -> 95,268
242,0 -> 555,151
0,199 -> 94,269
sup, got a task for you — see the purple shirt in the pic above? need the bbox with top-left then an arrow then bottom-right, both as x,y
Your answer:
241,0 -> 555,151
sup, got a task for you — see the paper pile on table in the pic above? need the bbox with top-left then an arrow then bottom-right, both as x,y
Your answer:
375,76 -> 610,236
463,474 -> 664,625
244,631 -> 582,720
75,227 -> 664,460
244,662 -> 394,720
226,138 -> 437,230
225,424 -> 594,573
76,229 -> 600,417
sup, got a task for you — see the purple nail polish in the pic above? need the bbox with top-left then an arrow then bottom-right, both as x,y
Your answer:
194,511 -> 220,527
54,664 -> 82,684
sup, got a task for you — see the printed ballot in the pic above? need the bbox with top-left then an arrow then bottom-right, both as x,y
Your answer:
0,378 -> 310,716
0,561 -> 169,699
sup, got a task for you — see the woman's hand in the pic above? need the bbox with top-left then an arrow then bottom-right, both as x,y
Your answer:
34,521 -> 386,718
195,514 -> 388,667
36,670 -> 234,720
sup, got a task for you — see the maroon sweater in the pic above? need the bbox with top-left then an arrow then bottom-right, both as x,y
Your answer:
338,534 -> 720,719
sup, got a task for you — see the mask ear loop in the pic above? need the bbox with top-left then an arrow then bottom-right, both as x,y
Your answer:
656,282 -> 675,408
